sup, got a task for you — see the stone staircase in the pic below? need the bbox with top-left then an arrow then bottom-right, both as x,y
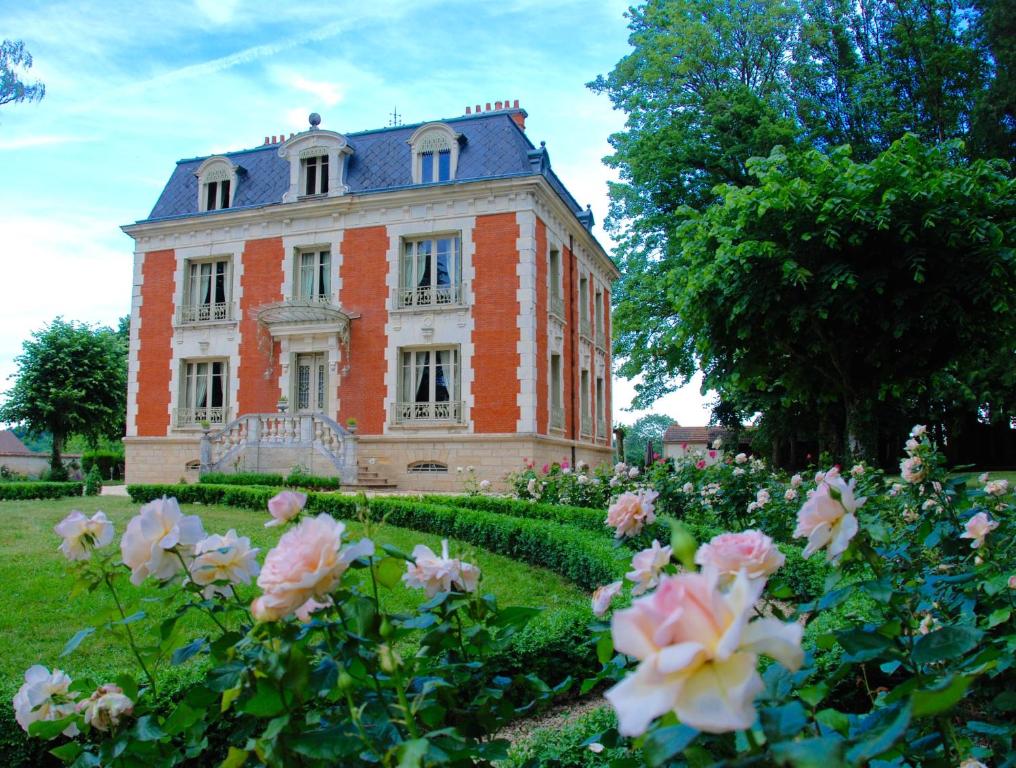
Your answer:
347,463 -> 398,491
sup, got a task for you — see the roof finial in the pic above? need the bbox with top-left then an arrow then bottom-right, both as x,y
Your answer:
308,112 -> 321,130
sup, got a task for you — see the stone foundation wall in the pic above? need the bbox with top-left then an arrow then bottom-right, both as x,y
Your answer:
125,437 -> 202,485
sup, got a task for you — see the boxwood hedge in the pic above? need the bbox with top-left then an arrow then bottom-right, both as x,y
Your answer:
198,471 -> 341,491
0,482 -> 83,501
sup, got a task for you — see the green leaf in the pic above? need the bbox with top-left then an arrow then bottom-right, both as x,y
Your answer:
815,708 -> 849,736
642,724 -> 698,767
912,675 -> 973,717
912,626 -> 982,665
28,716 -> 75,739
375,556 -> 404,589
114,673 -> 138,701
239,679 -> 286,718
171,638 -> 207,665
219,747 -> 249,768
846,703 -> 912,764
163,702 -> 202,735
396,738 -> 429,768
835,629 -> 894,662
49,741 -> 83,763
761,701 -> 809,740
60,627 -> 95,657
987,608 -> 1011,628
596,632 -> 615,665
772,735 -> 845,767
290,724 -> 355,759
381,543 -> 413,561
799,683 -> 829,708
115,611 -> 146,625
132,715 -> 166,742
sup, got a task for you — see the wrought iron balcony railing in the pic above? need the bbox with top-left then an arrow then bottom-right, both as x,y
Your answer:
391,400 -> 464,424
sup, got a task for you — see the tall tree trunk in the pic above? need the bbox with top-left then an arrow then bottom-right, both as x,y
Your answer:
50,433 -> 67,480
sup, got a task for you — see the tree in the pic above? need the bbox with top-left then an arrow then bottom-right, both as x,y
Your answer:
621,137 -> 1015,457
619,413 -> 679,465
0,319 -> 127,478
1,40 -> 45,107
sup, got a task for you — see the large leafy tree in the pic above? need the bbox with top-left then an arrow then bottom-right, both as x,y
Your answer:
0,39 -> 45,107
618,413 -> 678,465
626,138 -> 1015,457
0,319 -> 127,478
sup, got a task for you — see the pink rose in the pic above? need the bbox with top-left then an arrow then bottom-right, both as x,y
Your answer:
542,463 -> 549,474
55,510 -> 114,561
984,479 -> 1009,497
695,460 -> 706,470
626,540 -> 672,595
605,572 -> 802,736
251,514 -> 373,621
960,512 -> 998,549
266,490 -> 307,527
76,684 -> 133,732
120,497 -> 205,585
294,596 -> 333,622
793,471 -> 865,561
191,529 -> 260,599
900,456 -> 927,484
592,580 -> 623,617
403,539 -> 481,597
605,490 -> 659,538
695,530 -> 785,581
708,450 -> 717,459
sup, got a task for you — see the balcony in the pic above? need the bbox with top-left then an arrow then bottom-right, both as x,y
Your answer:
391,400 -> 464,425
177,301 -> 234,324
549,293 -> 564,319
550,405 -> 564,430
175,406 -> 229,428
395,283 -> 464,310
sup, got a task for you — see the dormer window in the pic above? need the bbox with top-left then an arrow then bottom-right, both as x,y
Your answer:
301,153 -> 329,196
195,156 -> 238,212
408,123 -> 462,185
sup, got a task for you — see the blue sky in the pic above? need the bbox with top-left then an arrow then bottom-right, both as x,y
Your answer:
0,0 -> 713,426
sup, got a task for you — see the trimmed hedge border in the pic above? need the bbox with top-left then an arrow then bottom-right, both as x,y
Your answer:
199,471 -> 341,491
0,482 -> 83,501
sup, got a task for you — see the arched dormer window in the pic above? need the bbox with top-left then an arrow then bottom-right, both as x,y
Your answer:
196,156 -> 237,212
278,120 -> 354,204
408,123 -> 462,184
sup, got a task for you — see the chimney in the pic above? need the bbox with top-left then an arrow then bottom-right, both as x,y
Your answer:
264,136 -> 270,145
465,99 -> 527,130
465,106 -> 471,114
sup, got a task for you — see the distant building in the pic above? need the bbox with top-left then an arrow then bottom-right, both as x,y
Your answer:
122,101 -> 617,490
662,425 -> 736,464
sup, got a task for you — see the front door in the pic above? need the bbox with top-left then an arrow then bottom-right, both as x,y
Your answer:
294,353 -> 328,413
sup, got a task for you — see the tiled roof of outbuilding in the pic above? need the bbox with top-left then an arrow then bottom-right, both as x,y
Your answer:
0,430 -> 34,455
144,110 -> 584,223
662,425 -> 734,444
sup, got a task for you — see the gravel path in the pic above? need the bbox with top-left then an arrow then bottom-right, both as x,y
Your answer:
497,694 -> 606,745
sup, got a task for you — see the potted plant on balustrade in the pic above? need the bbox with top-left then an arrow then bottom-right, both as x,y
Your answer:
346,417 -> 358,434
276,395 -> 288,414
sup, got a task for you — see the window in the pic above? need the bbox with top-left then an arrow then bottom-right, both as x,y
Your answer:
177,360 -> 228,427
549,249 -> 563,317
407,461 -> 449,474
579,275 -> 590,337
596,376 -> 606,436
302,154 -> 329,196
580,369 -> 591,436
394,348 -> 462,423
407,123 -> 461,184
181,258 -> 232,323
296,249 -> 331,302
195,156 -> 237,212
594,289 -> 604,345
398,236 -> 462,307
550,353 -> 563,429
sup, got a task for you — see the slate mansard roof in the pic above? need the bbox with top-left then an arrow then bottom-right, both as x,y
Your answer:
143,110 -> 587,225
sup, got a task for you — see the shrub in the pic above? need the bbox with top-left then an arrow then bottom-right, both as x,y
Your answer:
198,471 -> 341,491
0,482 -> 82,501
80,449 -> 125,480
83,465 -> 102,496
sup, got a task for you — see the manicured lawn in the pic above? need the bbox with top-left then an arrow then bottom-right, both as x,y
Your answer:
0,496 -> 586,699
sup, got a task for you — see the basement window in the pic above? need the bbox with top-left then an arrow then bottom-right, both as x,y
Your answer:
407,461 -> 449,474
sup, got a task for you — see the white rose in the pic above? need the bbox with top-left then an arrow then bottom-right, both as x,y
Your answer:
191,529 -> 261,599
628,467 -> 639,479
55,510 -> 114,561
120,497 -> 205,585
682,482 -> 695,494
13,666 -> 79,737
734,453 -> 748,464
77,684 -> 133,732
790,474 -> 802,488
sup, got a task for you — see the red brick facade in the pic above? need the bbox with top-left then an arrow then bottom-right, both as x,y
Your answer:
338,226 -> 389,434
237,237 -> 284,414
535,217 -> 548,435
472,213 -> 522,433
135,249 -> 176,436
563,242 -> 576,440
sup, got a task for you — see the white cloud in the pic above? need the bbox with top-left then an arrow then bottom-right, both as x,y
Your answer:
290,75 -> 344,107
194,0 -> 239,24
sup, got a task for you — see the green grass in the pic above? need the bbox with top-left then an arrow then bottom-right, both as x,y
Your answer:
0,496 -> 586,700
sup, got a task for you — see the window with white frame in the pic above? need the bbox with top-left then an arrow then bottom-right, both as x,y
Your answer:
407,123 -> 461,185
579,274 -> 590,336
550,353 -> 563,429
596,376 -> 606,435
196,156 -> 236,212
594,288 -> 604,344
177,360 -> 228,426
394,347 -> 461,423
398,235 -> 462,308
549,248 -> 563,317
301,153 -> 329,196
296,249 -> 331,302
580,369 -> 591,435
181,258 -> 232,323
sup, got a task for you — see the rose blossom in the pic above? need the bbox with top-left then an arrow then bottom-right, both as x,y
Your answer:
403,539 -> 481,597
794,470 -> 865,561
695,530 -> 785,582
120,497 -> 205,585
682,482 -> 694,494
578,474 -> 589,485
626,540 -> 673,596
900,456 -> 927,484
733,467 -> 745,477
755,489 -> 771,507
251,514 -> 374,621
1008,574 -> 1016,590
592,580 -> 623,617
628,467 -> 639,479
527,478 -> 537,495
790,474 -> 802,488
605,490 -> 659,538
734,453 -> 748,464
77,684 -> 133,732
294,596 -> 333,622
54,510 -> 114,561
13,666 -> 79,736
960,512 -> 999,549
985,479 -> 1009,497
265,490 -> 307,527
911,424 -> 927,438
605,571 -> 802,735
850,464 -> 865,477
191,529 -> 261,599
614,462 -> 627,474
979,472 -> 990,484
784,488 -> 798,502
960,760 -> 988,768
695,459 -> 706,470
479,479 -> 492,491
